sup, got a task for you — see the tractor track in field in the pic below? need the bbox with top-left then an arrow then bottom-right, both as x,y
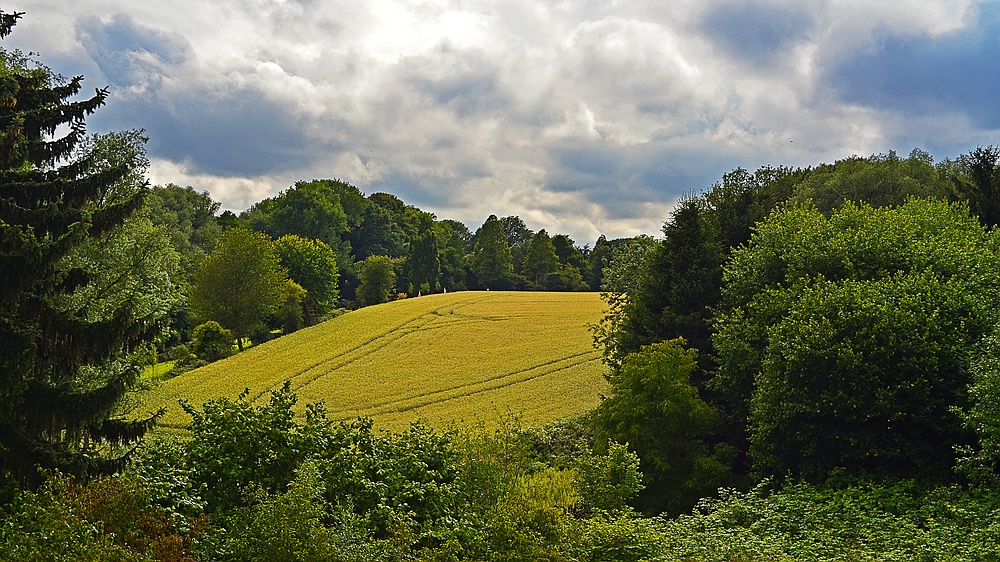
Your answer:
250,296 -> 486,402
326,349 -> 603,419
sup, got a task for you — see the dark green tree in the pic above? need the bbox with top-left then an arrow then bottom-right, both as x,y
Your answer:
591,339 -> 727,514
0,15 -> 166,486
435,220 -> 470,291
951,145 -> 1000,228
146,184 -> 222,281
405,230 -> 440,295
714,199 -> 1000,480
627,198 -> 723,366
189,228 -> 287,350
498,215 -> 534,248
351,196 -> 408,259
356,255 -> 397,306
552,233 -> 585,272
586,234 -> 613,290
789,150 -> 947,215
523,229 -> 559,288
470,215 -> 515,290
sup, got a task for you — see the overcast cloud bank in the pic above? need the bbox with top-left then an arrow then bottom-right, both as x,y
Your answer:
7,0 -> 999,242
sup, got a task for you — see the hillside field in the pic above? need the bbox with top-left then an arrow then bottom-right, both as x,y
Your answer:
141,291 -> 609,431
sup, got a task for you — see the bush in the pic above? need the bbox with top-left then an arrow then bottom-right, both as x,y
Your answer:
574,442 -> 644,513
192,321 -> 233,362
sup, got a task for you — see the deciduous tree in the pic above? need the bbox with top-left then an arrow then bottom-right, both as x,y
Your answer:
189,228 -> 286,350
356,255 -> 397,306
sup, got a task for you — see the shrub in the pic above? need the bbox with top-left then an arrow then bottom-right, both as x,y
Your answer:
192,321 -> 233,362
574,441 -> 644,513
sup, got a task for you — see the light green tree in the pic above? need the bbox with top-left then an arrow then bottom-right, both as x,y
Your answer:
190,229 -> 287,350
274,234 -> 339,319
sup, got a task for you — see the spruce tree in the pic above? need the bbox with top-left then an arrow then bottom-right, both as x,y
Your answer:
0,13 -> 162,487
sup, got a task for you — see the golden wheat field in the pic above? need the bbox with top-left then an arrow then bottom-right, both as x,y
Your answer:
140,291 -> 610,432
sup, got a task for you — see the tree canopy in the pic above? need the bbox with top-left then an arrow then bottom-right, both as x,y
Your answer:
714,199 -> 1000,479
189,228 -> 287,350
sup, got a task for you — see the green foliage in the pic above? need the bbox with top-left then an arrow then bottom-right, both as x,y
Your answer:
244,180 -> 352,248
591,235 -> 659,369
189,228 -> 287,349
224,461 -> 364,562
586,234 -> 613,290
405,229 -> 440,294
0,472 -> 203,561
471,215 -> 515,290
277,279 -> 307,333
592,339 -> 727,513
0,476 -> 147,562
567,509 -> 669,562
714,199 -> 1000,480
626,198 -> 723,365
949,144 -> 1000,228
956,326 -> 1000,486
192,321 -> 233,362
523,229 -> 560,288
658,479 -> 1000,561
273,234 -> 339,318
0,20 -> 166,486
146,184 -> 222,283
790,149 -> 949,215
573,441 -> 644,513
180,383 -> 301,512
356,255 -> 397,306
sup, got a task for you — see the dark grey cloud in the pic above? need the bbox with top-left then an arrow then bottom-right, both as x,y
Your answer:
73,13 -> 326,177
398,46 -> 512,119
827,3 -> 1000,130
699,1 -> 814,66
75,14 -> 190,86
92,86 -> 326,177
544,137 -> 750,219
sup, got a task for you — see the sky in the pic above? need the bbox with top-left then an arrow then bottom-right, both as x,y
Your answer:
5,0 -> 1000,243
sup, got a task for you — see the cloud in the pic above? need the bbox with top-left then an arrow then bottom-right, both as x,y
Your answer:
3,0 -> 998,244
699,1 -> 815,66
75,13 -> 190,86
825,2 -> 1000,130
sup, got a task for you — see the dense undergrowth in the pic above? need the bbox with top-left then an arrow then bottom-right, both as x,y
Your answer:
4,384 -> 1000,561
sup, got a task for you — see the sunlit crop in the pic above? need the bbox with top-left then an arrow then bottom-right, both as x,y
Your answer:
141,291 -> 609,431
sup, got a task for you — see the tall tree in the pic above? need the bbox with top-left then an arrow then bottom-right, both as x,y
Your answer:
586,234 -> 613,290
470,215 -> 515,290
146,184 -> 222,281
0,15 -> 166,486
951,145 -> 1000,229
498,215 -> 534,248
523,229 -> 559,288
356,255 -> 397,306
189,229 -> 286,350
405,230 -> 440,294
274,234 -> 339,320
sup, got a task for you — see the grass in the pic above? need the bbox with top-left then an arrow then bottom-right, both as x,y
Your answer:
140,291 -> 609,432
